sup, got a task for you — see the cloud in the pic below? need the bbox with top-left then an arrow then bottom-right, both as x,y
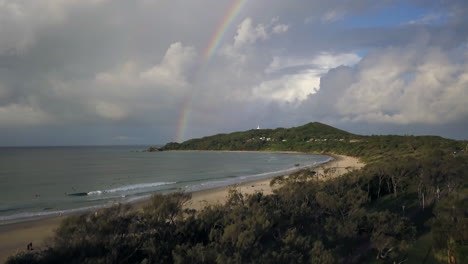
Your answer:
253,69 -> 322,102
266,53 -> 361,74
0,41 -> 196,127
0,82 -> 11,100
273,24 -> 289,34
234,18 -> 269,47
96,42 -> 196,89
0,0 -> 109,55
405,13 -> 444,25
140,42 -> 197,88
255,53 -> 361,102
233,17 -> 289,48
301,42 -> 468,125
95,101 -> 128,121
0,0 -> 467,144
219,17 -> 289,77
0,104 -> 51,127
92,42 -> 196,121
321,10 -> 346,23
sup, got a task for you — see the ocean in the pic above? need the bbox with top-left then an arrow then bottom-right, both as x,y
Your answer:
0,146 -> 331,223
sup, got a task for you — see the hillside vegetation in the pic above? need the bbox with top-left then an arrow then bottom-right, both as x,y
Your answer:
8,122 -> 468,264
162,122 -> 356,152
162,122 -> 460,162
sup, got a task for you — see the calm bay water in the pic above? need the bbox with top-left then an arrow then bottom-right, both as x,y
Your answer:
0,146 -> 330,222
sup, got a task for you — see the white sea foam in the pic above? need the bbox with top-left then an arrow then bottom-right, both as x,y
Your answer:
87,182 -> 176,196
1,151 -> 332,224
87,190 -> 103,195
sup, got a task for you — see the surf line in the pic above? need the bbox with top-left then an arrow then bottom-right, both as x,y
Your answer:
175,0 -> 248,143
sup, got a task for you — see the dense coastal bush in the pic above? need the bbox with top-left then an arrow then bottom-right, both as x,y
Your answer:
7,123 -> 468,263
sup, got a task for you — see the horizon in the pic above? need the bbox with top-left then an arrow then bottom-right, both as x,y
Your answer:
0,1 -> 467,145
1,122 -> 466,148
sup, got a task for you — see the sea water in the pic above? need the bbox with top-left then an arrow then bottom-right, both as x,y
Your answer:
0,146 -> 331,223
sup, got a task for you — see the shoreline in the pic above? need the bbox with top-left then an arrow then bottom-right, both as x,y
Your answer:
184,154 -> 363,210
0,151 -> 329,225
164,149 -> 306,154
0,153 -> 363,262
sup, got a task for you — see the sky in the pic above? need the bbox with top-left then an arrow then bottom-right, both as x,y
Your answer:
0,0 -> 467,146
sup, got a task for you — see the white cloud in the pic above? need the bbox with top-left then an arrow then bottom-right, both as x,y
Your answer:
256,52 -> 361,102
253,69 -> 322,102
313,53 -> 362,69
233,17 -> 289,48
273,24 -> 289,34
0,41 -> 197,128
306,44 -> 468,125
266,52 -> 361,74
95,61 -> 139,87
91,42 -> 196,120
234,18 -> 269,48
96,42 -> 196,91
405,13 -> 443,25
219,17 -> 290,76
140,42 -> 196,88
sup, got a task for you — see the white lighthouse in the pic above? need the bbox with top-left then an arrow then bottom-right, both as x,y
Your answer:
256,125 -> 260,130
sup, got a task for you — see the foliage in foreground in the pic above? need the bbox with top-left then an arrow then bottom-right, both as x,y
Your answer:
8,154 -> 467,263
7,123 -> 468,263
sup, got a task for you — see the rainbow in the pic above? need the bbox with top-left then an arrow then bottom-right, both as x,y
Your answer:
175,0 -> 248,142
176,96 -> 192,143
203,0 -> 248,61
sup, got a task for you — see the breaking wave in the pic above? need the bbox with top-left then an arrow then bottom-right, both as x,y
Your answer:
68,182 -> 176,197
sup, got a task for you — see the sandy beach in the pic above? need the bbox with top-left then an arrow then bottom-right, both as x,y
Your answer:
0,154 -> 363,262
185,154 -> 363,210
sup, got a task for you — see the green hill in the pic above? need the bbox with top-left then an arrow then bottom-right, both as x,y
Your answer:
161,122 -> 357,152
160,122 -> 461,162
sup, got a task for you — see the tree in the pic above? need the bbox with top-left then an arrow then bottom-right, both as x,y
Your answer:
143,192 -> 191,224
369,211 -> 415,260
309,241 -> 334,264
384,157 -> 415,198
431,194 -> 468,264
